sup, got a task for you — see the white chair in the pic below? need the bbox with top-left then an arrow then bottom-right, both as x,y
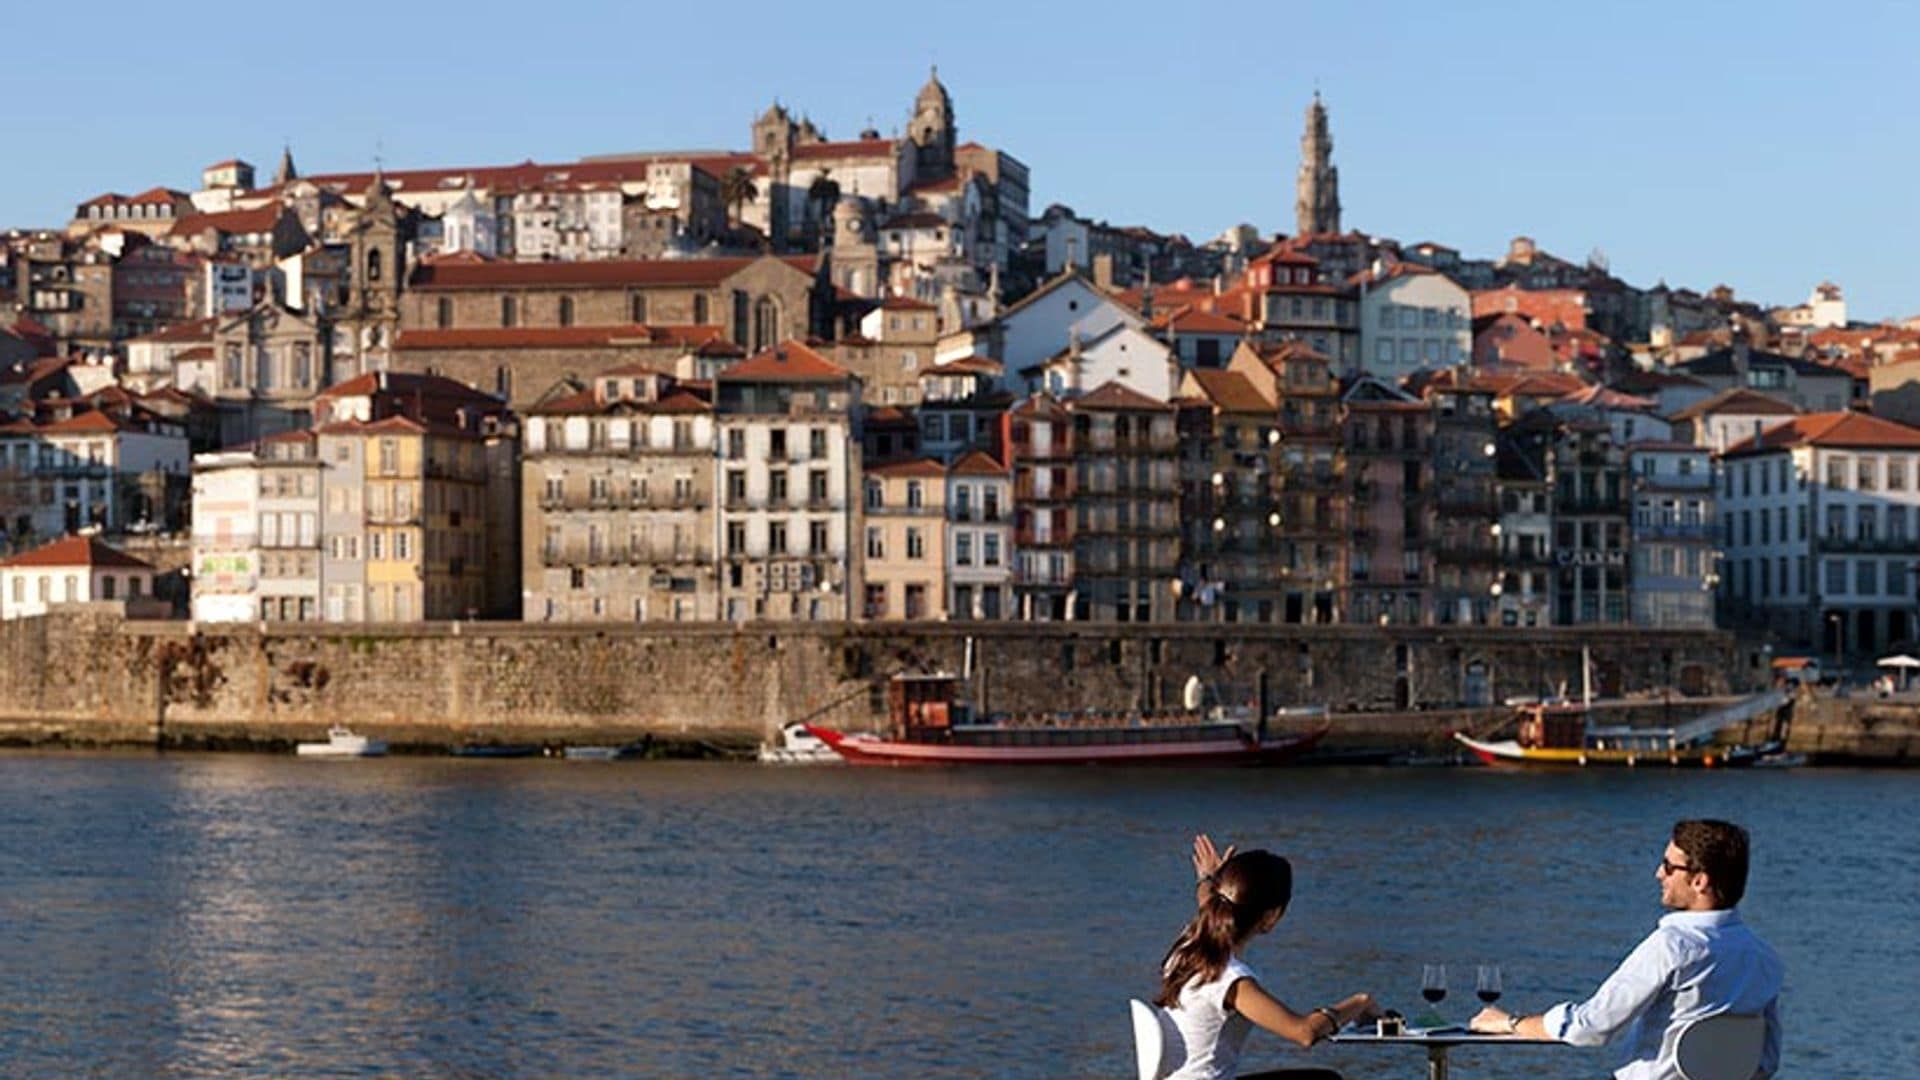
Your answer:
1129,998 -> 1185,1080
1674,1013 -> 1766,1080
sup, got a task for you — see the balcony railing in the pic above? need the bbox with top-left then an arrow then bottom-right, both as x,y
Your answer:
1817,535 -> 1915,554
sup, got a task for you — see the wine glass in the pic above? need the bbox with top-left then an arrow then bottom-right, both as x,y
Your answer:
1421,964 -> 1448,1010
1476,964 -> 1503,1005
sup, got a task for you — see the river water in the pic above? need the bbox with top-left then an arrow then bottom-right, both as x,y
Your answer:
0,754 -> 1913,1078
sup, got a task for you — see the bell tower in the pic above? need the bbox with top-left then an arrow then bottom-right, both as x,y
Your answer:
909,67 -> 956,178
1294,92 -> 1341,237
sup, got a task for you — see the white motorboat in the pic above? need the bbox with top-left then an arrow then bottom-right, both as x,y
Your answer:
757,722 -> 841,765
295,725 -> 388,758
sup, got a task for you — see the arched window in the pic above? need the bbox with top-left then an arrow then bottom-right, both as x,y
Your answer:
753,296 -> 780,352
366,248 -> 382,283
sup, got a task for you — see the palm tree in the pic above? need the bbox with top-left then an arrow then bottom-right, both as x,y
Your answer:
720,167 -> 759,230
807,169 -> 841,249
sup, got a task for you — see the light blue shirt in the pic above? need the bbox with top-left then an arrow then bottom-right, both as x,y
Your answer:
1542,908 -> 1782,1080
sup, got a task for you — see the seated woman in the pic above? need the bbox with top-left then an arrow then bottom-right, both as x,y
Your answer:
1155,835 -> 1379,1080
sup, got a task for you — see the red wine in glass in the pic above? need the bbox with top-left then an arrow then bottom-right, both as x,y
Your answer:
1422,964 -> 1448,1005
1477,964 -> 1503,1005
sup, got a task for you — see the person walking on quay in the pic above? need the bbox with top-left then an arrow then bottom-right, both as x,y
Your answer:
1152,835 -> 1380,1080
1469,819 -> 1783,1079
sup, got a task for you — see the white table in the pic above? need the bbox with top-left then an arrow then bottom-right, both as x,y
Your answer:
1330,1030 -> 1562,1080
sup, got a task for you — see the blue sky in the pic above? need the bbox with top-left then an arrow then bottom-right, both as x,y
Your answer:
10,1 -> 1915,320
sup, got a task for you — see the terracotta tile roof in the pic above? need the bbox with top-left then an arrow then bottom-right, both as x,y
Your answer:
169,204 -> 285,237
1668,388 -> 1803,421
0,535 -> 153,570
880,296 -> 936,311
1072,381 -> 1172,412
926,357 -> 1002,376
1185,369 -> 1272,413
866,457 -> 947,478
396,325 -> 662,351
717,340 -> 849,383
652,389 -> 712,414
317,371 -> 503,406
1010,393 -> 1069,419
1722,411 -> 1920,456
949,448 -> 1009,475
1556,384 -> 1657,411
126,316 -> 217,345
791,138 -> 894,161
408,255 -> 819,290
173,346 -> 214,362
1154,307 -> 1248,334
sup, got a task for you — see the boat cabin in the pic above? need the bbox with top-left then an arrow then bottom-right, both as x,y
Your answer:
1515,701 -> 1589,750
888,673 -> 969,740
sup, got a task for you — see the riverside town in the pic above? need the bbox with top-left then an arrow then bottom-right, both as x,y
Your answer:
0,75 -> 1916,765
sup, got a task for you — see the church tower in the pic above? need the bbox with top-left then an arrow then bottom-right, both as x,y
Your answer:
909,67 -> 956,178
347,172 -> 406,373
1294,92 -> 1341,237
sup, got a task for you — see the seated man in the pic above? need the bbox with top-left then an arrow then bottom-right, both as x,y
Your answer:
1470,819 -> 1782,1079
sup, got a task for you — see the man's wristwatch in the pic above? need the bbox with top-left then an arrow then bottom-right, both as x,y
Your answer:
1506,1013 -> 1524,1034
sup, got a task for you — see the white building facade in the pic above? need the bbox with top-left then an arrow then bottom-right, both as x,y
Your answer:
1358,265 -> 1471,380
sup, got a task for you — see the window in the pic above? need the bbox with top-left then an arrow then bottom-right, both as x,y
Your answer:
1892,458 -> 1908,491
1858,458 -> 1877,491
1827,456 -> 1847,489
365,247 -> 382,283
907,481 -> 923,509
378,439 -> 397,475
906,527 -> 925,559
810,428 -> 828,459
866,480 -> 883,509
1826,559 -> 1846,594
769,470 -> 788,504
808,520 -> 828,554
726,470 -> 747,504
866,527 -> 884,559
808,470 -> 828,505
726,522 -> 746,555
501,296 -> 517,327
693,294 -> 709,324
984,534 -> 1001,566
395,531 -> 412,560
727,430 -> 745,460
437,298 -> 452,329
1858,559 -> 1879,595
558,296 -> 574,327
956,532 -> 973,566
630,294 -> 647,323
768,521 -> 788,555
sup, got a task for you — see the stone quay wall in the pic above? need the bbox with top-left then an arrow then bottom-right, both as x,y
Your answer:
0,614 -> 1751,752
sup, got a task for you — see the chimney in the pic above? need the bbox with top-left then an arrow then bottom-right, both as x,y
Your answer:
1091,253 -> 1114,291
1732,327 -> 1751,380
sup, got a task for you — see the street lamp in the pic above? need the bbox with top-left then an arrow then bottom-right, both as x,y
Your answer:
1828,611 -> 1844,671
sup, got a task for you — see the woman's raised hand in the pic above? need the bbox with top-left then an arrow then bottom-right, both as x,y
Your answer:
1192,833 -> 1236,881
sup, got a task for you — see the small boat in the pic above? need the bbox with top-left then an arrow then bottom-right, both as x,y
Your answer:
807,673 -> 1327,767
757,722 -> 842,765
450,744 -> 542,759
1454,689 -> 1791,768
560,738 -> 651,761
295,725 -> 388,758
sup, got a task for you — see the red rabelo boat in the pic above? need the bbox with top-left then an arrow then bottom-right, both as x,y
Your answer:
807,673 -> 1327,766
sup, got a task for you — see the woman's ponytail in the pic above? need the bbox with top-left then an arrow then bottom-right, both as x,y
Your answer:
1154,850 -> 1293,1007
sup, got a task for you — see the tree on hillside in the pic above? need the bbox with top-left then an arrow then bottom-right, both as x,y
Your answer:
720,167 -> 759,230
807,169 -> 841,250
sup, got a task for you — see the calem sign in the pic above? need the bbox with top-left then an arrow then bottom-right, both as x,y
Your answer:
196,552 -> 256,589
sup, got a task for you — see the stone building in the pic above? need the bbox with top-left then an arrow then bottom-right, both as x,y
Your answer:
309,373 -> 517,622
189,431 -> 324,623
393,323 -> 729,413
945,449 -> 1013,620
1718,411 -> 1920,657
1177,367 -> 1281,624
1069,382 -> 1180,622
1225,341 -> 1347,624
713,342 -> 859,622
0,393 -> 190,544
1341,376 -> 1434,627
1427,379 -> 1503,625
194,297 -> 335,445
0,535 -> 158,620
830,296 -> 940,406
1008,393 -> 1073,620
861,458 -> 947,621
400,252 -> 826,356
1356,262 -> 1471,380
1627,441 -> 1717,629
521,366 -> 717,623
